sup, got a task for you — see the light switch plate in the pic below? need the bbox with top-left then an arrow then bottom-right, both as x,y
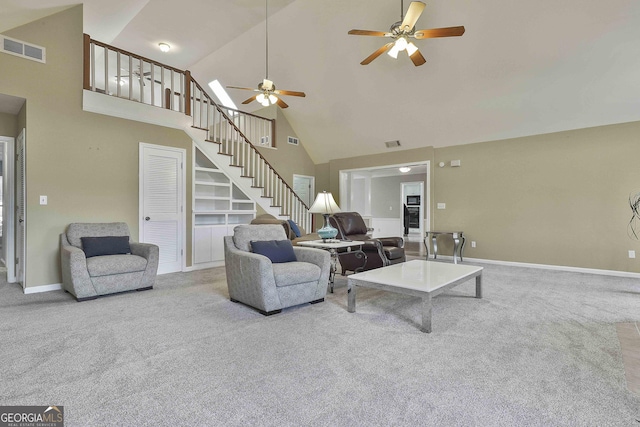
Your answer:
437,203 -> 446,209
39,195 -> 47,205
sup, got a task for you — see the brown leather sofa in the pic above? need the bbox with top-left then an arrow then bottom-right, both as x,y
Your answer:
329,212 -> 406,274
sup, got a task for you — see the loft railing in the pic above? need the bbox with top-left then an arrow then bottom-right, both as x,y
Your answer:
83,34 -> 311,231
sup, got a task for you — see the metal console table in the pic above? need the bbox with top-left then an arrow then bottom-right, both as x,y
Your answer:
424,231 -> 466,264
297,240 -> 367,293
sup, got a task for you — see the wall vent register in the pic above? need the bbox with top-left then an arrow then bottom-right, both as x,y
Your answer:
1,35 -> 46,63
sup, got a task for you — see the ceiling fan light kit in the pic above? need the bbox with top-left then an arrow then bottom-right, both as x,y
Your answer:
227,0 -> 306,109
348,0 -> 465,66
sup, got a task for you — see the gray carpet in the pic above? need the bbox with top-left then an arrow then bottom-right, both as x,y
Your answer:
1,261 -> 640,426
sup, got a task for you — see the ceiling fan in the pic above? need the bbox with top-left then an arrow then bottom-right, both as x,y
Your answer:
116,67 -> 153,86
227,0 -> 305,109
348,0 -> 465,66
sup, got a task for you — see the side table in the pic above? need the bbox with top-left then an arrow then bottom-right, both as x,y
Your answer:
297,240 -> 367,293
424,231 -> 466,264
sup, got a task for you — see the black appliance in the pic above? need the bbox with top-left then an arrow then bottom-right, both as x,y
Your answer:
406,195 -> 420,206
407,206 -> 420,228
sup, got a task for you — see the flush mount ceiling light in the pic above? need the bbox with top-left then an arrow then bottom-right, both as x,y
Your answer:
348,0 -> 465,66
158,43 -> 171,53
227,0 -> 306,108
399,166 -> 411,173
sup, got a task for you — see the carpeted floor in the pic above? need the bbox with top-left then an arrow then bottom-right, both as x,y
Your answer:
1,261 -> 639,426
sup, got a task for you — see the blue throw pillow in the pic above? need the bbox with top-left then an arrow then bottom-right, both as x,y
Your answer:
287,220 -> 302,238
81,236 -> 131,258
250,239 -> 297,263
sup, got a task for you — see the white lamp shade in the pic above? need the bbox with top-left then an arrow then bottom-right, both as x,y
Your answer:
308,191 -> 341,214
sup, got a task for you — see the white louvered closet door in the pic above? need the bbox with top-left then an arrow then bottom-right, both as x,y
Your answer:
139,143 -> 185,274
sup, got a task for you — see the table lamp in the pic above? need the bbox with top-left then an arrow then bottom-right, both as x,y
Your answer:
308,191 -> 341,240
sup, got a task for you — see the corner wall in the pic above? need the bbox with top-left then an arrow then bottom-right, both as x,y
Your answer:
0,6 -> 194,287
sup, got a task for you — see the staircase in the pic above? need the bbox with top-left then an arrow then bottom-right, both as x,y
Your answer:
83,35 -> 312,232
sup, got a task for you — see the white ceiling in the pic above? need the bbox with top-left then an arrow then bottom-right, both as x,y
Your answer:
2,0 -> 640,164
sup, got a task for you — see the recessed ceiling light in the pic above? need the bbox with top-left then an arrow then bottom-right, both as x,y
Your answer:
158,43 -> 171,53
399,167 -> 411,173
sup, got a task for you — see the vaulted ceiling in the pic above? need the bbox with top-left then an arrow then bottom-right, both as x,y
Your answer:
2,0 -> 640,164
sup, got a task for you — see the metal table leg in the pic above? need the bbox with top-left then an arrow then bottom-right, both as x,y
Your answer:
347,279 -> 356,312
452,233 -> 461,264
432,234 -> 438,260
475,273 -> 482,299
328,248 -> 338,293
421,294 -> 433,333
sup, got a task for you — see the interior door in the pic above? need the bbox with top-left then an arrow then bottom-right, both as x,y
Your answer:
293,174 -> 314,206
139,143 -> 185,274
15,129 -> 25,287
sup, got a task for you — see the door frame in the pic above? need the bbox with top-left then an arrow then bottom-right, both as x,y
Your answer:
0,136 -> 15,282
339,161 -> 431,234
138,142 -> 186,273
15,128 -> 25,287
401,181 -> 425,237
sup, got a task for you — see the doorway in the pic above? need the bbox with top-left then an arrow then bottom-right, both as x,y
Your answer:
339,162 -> 430,238
293,174 -> 315,207
401,181 -> 424,241
0,136 -> 16,283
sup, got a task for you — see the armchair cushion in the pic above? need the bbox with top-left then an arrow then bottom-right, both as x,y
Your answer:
272,262 -> 321,287
86,254 -> 148,277
251,239 -> 297,263
81,236 -> 131,258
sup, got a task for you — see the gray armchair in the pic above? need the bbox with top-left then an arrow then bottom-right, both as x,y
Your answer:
224,224 -> 331,315
60,222 -> 159,301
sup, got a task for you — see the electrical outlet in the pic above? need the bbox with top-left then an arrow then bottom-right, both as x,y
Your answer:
437,203 -> 446,210
471,241 -> 476,248
629,250 -> 636,259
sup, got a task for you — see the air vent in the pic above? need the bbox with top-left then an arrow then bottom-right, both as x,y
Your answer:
287,136 -> 299,146
1,35 -> 46,63
385,140 -> 401,148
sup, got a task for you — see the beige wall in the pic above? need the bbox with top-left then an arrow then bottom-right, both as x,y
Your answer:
0,112 -> 17,137
1,6 -> 194,287
322,126 -> 640,273
255,106 -> 316,188
434,123 -> 640,272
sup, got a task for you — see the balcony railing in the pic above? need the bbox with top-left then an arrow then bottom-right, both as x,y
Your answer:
83,34 -> 311,231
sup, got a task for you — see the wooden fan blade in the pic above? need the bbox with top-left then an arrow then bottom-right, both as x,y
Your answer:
227,86 -> 258,92
274,89 -> 306,97
409,49 -> 426,66
414,26 -> 465,39
348,29 -> 390,37
275,98 -> 289,109
401,1 -> 426,32
242,95 -> 258,104
361,42 -> 394,65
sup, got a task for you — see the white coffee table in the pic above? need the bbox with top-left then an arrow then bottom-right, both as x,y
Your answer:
347,260 -> 483,333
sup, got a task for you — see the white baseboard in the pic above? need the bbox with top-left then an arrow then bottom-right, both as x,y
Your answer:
23,256 -> 640,295
184,261 -> 225,271
427,255 -> 640,279
23,283 -> 62,294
